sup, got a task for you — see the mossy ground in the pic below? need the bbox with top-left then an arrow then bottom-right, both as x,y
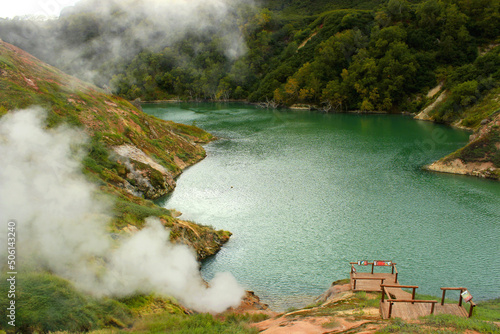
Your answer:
0,272 -> 133,332
377,314 -> 500,334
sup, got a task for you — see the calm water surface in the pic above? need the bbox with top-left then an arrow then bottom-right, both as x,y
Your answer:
144,103 -> 500,310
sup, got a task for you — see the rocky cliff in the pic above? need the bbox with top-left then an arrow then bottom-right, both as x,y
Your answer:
426,110 -> 500,180
416,84 -> 500,181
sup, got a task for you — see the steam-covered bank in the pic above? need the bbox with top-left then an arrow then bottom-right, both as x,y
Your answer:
0,40 -> 254,331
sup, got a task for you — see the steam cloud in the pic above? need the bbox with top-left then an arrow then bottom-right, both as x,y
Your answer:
0,0 -> 252,85
61,0 -> 249,58
0,107 -> 245,313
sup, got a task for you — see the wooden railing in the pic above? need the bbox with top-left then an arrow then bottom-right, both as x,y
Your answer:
381,284 -> 418,302
352,276 -> 386,290
349,261 -> 398,284
381,284 -> 438,319
392,265 -> 399,283
441,287 -> 476,317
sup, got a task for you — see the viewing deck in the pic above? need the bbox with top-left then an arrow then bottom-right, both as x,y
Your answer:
350,272 -> 398,292
350,260 -> 399,292
349,261 -> 475,320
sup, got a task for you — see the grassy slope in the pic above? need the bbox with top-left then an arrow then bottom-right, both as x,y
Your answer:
0,40 -> 240,331
0,39 -> 230,258
0,272 -> 260,333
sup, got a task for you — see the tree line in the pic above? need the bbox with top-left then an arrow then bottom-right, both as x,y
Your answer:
0,0 -> 498,116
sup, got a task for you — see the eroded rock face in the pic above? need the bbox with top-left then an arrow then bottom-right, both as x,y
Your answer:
426,159 -> 497,179
426,113 -> 500,180
228,291 -> 271,313
415,90 -> 448,121
113,144 -> 176,199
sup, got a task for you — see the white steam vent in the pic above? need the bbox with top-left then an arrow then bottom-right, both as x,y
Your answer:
0,107 -> 244,313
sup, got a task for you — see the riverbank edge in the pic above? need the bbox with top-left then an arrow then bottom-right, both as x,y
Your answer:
140,98 -> 412,115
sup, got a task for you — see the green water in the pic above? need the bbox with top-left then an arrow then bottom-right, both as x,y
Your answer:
144,103 -> 500,310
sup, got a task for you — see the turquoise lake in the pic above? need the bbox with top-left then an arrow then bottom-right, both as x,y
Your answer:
144,103 -> 500,310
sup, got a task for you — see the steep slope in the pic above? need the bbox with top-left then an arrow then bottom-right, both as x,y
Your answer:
426,109 -> 500,180
0,39 -> 229,258
416,80 -> 500,180
411,43 -> 500,180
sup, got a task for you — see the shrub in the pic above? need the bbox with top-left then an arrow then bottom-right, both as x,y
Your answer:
451,80 -> 479,107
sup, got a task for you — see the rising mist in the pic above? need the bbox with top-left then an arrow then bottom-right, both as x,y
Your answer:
0,107 -> 245,313
0,0 -> 253,86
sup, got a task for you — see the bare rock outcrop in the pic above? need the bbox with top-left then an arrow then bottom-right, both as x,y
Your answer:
113,144 -> 176,199
426,112 -> 500,180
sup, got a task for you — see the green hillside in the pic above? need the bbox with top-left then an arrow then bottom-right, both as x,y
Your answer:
1,0 -> 498,114
0,39 -> 251,332
4,0 -> 490,178
0,39 -> 232,257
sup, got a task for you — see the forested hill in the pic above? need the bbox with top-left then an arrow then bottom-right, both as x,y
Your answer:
0,0 -> 498,116
263,0 -> 385,14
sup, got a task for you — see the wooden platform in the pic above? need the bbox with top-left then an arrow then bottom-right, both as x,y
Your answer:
380,301 -> 469,320
349,261 -> 474,320
350,272 -> 398,291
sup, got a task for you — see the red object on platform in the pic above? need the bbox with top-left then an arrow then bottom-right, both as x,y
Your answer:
374,261 -> 392,266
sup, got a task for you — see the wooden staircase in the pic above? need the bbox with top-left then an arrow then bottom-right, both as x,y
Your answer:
349,261 -> 476,320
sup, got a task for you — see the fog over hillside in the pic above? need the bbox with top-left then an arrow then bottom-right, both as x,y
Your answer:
0,0 -> 253,85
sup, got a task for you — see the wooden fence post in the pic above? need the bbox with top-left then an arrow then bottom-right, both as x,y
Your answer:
468,303 -> 475,318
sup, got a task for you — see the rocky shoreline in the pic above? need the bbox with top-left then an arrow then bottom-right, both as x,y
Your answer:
424,111 -> 500,181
